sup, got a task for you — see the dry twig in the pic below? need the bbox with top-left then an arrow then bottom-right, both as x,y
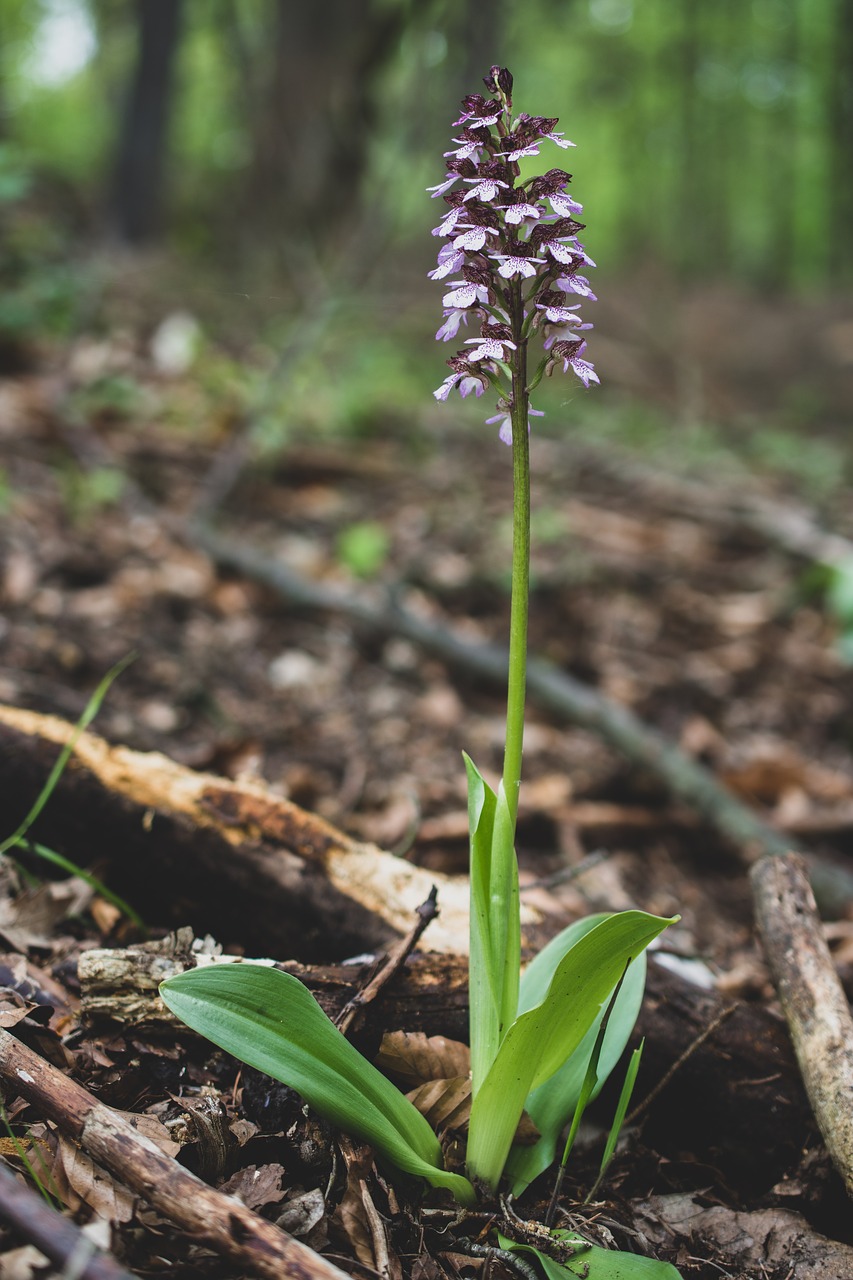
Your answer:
751,851 -> 853,1201
0,1028 -> 351,1280
0,1157 -> 135,1280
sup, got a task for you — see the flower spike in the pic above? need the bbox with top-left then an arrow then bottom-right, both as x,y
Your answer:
429,67 -> 598,439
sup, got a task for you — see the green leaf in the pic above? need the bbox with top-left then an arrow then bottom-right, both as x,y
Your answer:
491,780 -> 520,1052
589,1040 -> 644,1203
508,915 -> 647,1194
0,654 -> 136,860
160,963 -> 475,1204
498,1230 -> 683,1279
0,654 -> 143,928
467,911 -> 675,1190
463,756 -> 520,1094
464,754 -> 502,1095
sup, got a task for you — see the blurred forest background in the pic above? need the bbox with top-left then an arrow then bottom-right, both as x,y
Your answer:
0,0 -> 852,509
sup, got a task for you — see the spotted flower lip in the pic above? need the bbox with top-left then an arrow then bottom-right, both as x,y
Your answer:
442,280 -> 491,308
464,335 -> 518,361
491,253 -> 547,280
435,310 -> 469,342
503,202 -> 543,225
463,178 -> 509,202
452,226 -> 499,252
536,300 -> 585,324
434,367 -> 489,401
430,67 -> 598,436
555,272 -> 597,299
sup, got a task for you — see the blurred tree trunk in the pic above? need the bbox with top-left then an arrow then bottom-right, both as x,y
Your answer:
240,0 -> 407,254
111,0 -> 185,244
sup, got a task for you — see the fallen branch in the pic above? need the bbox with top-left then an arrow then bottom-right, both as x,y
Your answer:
0,704 -> 553,958
751,851 -> 853,1201
0,1027 -> 350,1280
0,1157 -> 135,1280
335,885 -> 440,1036
190,519 -> 853,914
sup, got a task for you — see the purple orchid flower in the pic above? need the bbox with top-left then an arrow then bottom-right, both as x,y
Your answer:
429,68 -> 599,435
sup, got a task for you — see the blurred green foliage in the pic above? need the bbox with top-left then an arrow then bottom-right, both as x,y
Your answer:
336,521 -> 391,579
0,0 -> 850,285
0,142 -> 87,347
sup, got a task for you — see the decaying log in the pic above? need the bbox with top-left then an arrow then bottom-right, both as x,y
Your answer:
0,1026 -> 350,1280
78,939 -> 472,1045
0,704 -> 556,961
752,851 -> 853,1201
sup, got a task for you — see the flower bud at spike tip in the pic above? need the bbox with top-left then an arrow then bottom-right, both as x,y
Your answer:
430,67 -> 598,441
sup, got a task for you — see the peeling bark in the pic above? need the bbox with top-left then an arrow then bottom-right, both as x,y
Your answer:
0,704 -> 548,960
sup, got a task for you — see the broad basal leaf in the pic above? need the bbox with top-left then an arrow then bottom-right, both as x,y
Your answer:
464,753 -> 500,1095
507,914 -> 647,1194
467,911 -> 674,1189
161,964 -> 475,1204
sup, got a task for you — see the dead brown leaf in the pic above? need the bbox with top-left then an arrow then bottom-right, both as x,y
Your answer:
53,1132 -> 135,1224
219,1162 -> 286,1210
405,1077 -> 471,1133
375,1031 -> 470,1088
0,991 -> 37,1029
0,880 -> 94,952
334,1135 -> 402,1280
275,1186 -> 327,1243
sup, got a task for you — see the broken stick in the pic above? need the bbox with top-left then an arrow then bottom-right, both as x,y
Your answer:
751,851 -> 853,1201
0,1027 -> 351,1280
0,1158 -> 136,1280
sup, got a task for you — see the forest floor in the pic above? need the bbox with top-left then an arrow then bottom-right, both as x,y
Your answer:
1,280 -> 853,1279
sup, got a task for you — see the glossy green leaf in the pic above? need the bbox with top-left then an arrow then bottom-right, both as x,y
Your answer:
465,754 -> 519,1096
491,779 -> 520,1052
508,915 -> 647,1194
467,911 -> 674,1189
498,1230 -> 683,1279
465,753 -> 499,1095
160,963 -> 475,1204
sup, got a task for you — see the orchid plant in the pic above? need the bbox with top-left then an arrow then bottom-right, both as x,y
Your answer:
160,67 -> 680,1278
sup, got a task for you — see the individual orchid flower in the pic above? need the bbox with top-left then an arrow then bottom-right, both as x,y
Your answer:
486,404 -> 545,445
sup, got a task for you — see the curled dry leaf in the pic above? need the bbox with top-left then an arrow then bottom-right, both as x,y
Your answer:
334,1134 -> 403,1280
375,1031 -> 471,1088
0,991 -> 37,1029
405,1078 -> 472,1133
405,1078 -> 540,1146
54,1132 -> 135,1224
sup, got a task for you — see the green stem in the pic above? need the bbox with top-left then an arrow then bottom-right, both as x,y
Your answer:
501,279 -> 530,830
